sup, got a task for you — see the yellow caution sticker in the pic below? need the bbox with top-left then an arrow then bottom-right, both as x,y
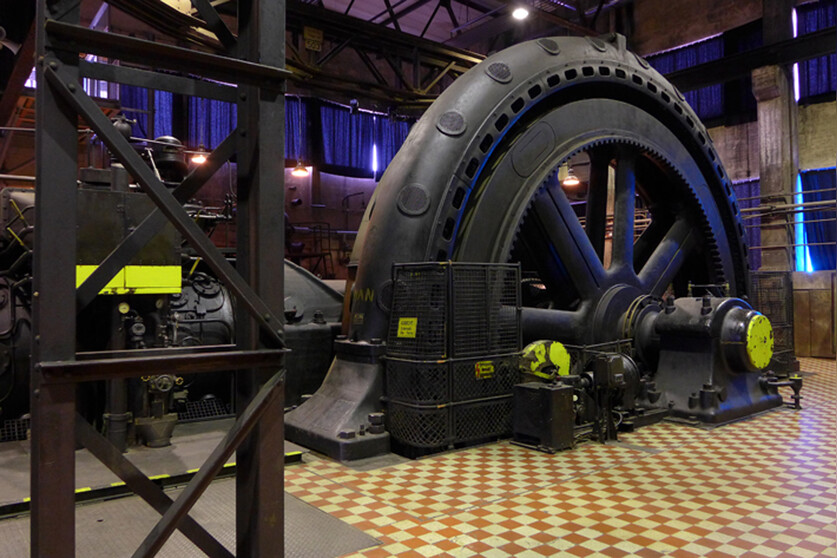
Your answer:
397,317 -> 418,338
475,360 -> 495,380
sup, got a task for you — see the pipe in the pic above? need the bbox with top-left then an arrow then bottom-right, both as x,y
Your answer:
105,379 -> 131,453
0,174 -> 36,182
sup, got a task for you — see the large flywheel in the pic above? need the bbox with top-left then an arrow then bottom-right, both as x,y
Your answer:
286,35 -> 769,460
349,34 -> 748,346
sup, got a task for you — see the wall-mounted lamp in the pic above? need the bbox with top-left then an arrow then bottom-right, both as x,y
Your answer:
558,162 -> 580,187
562,168 -> 580,187
291,160 -> 310,178
190,144 -> 207,165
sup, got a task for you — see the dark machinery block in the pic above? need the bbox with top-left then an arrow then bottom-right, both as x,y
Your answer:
285,339 -> 390,461
647,296 -> 783,423
512,382 -> 574,453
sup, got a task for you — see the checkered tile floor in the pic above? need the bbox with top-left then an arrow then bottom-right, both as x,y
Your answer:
286,358 -> 837,557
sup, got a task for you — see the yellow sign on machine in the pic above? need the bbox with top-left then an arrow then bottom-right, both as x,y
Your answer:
397,317 -> 418,338
76,265 -> 182,295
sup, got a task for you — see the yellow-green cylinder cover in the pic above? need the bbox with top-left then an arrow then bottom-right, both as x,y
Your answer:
745,314 -> 773,369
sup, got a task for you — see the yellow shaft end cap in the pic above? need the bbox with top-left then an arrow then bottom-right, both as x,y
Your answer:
746,314 -> 773,370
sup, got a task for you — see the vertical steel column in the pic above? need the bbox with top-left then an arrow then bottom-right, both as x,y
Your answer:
235,1 -> 286,556
31,1 -> 80,556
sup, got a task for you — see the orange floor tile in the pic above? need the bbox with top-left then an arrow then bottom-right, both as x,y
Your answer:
285,358 -> 837,557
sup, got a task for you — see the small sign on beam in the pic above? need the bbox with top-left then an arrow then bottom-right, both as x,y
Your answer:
304,27 -> 323,52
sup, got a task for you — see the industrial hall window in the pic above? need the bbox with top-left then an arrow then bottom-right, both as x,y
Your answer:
796,0 -> 837,103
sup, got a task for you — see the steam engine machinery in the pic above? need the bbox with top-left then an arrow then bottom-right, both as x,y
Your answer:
286,34 -> 792,460
0,135 -> 342,449
0,34 -> 794,459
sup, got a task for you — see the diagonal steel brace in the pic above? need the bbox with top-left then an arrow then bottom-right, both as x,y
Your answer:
44,59 -> 285,347
76,132 -> 237,309
75,415 -> 235,558
133,369 -> 285,558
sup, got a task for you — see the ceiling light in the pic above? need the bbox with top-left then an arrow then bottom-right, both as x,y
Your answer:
291,160 -> 310,178
512,7 -> 529,20
190,144 -> 207,165
562,168 -> 580,187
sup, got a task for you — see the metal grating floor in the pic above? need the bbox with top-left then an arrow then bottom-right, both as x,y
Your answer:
0,479 -> 380,557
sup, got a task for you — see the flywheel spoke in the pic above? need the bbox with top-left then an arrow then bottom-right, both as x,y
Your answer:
611,147 -> 636,274
638,217 -> 697,296
584,148 -> 611,262
521,307 -> 584,343
532,180 -> 606,299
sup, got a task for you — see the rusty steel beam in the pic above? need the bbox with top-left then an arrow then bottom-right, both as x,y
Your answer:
38,349 -> 288,383
133,370 -> 285,557
75,415 -> 235,558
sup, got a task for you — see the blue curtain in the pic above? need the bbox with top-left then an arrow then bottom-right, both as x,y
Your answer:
375,117 -> 412,176
733,179 -> 762,271
119,85 -> 149,138
647,36 -> 724,120
188,97 -> 237,149
285,97 -> 310,162
320,102 -> 376,171
153,91 -> 173,138
799,169 -> 836,270
119,86 -> 173,139
797,0 -> 837,101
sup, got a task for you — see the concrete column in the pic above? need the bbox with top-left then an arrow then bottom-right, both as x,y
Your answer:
752,64 -> 798,271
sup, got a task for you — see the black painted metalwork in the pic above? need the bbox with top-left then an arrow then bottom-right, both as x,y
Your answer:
286,33 -> 764,461
45,20 -> 291,87
668,27 -> 836,92
190,0 -> 238,51
32,1 -> 286,556
38,349 -> 288,382
31,1 -> 79,554
78,60 -> 238,103
233,2 -> 287,554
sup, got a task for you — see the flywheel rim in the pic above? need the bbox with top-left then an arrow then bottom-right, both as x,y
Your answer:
348,35 -> 748,345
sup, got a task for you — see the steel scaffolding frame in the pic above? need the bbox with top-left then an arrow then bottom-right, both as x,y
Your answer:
31,1 -> 287,556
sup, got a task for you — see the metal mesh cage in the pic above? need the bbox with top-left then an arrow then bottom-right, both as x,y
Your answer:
385,358 -> 450,404
0,417 -> 29,442
452,396 -> 513,443
387,396 -> 514,451
386,265 -> 448,358
385,354 -> 520,405
451,266 -> 521,357
750,271 -> 796,370
176,397 -> 232,422
450,354 -> 519,402
387,262 -> 521,359
387,402 -> 449,448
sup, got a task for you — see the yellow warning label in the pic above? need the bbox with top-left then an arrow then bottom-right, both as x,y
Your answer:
475,361 -> 494,380
397,317 -> 418,338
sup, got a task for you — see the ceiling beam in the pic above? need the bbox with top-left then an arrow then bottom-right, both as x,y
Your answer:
667,26 -> 836,92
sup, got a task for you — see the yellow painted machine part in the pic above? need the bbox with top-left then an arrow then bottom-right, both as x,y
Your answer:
76,265 -> 182,295
745,314 -> 774,370
521,340 -> 571,380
